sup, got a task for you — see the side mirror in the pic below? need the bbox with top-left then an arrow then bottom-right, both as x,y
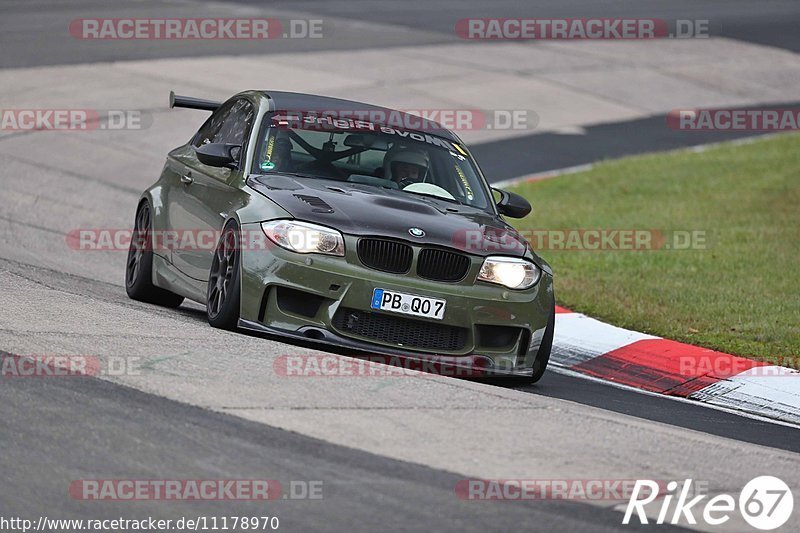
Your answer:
195,143 -> 241,169
493,188 -> 532,218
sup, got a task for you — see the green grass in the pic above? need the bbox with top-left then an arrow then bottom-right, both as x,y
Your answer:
509,133 -> 800,362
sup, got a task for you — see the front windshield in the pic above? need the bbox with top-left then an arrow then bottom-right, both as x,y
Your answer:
252,112 -> 494,212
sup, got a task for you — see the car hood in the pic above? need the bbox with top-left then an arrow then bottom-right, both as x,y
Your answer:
248,174 -> 528,257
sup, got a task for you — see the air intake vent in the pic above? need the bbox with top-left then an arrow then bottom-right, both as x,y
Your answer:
294,194 -> 334,213
417,248 -> 471,282
332,308 -> 468,352
357,238 -> 413,274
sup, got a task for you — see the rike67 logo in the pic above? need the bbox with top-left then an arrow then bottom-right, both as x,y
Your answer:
624,476 -> 793,530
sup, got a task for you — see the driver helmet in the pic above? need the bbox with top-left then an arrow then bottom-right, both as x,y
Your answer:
383,146 -> 430,183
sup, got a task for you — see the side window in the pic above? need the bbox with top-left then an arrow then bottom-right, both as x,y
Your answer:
215,99 -> 254,146
191,99 -> 254,148
192,102 -> 233,148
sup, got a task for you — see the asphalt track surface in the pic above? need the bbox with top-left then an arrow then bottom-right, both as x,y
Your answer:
471,104 -> 800,181
4,0 -> 800,69
2,369 -> 679,533
1,1 -> 799,531
3,0 -> 799,176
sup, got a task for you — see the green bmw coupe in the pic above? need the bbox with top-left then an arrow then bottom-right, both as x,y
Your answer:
126,90 -> 555,382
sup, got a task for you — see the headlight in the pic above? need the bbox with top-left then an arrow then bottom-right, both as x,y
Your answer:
478,256 -> 541,289
261,220 -> 345,256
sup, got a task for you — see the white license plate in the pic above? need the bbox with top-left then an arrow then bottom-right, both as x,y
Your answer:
370,288 -> 446,320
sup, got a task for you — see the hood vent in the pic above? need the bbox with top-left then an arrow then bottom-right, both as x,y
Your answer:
294,194 -> 334,213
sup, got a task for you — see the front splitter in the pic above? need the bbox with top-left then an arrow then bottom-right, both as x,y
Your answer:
238,319 -> 534,378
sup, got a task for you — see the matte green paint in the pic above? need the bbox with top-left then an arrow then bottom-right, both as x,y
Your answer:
139,91 -> 554,372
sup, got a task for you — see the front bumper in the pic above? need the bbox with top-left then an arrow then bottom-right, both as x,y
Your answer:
239,223 -> 554,375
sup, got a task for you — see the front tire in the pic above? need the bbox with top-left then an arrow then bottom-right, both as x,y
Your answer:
507,302 -> 554,385
206,221 -> 242,330
527,307 -> 555,384
125,201 -> 184,308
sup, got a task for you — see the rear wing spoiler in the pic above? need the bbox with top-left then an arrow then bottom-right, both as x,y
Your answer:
169,91 -> 221,112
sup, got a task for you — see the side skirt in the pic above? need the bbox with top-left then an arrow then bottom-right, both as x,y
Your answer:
152,254 -> 207,304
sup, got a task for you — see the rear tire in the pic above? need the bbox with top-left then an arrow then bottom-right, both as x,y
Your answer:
206,221 -> 242,330
125,201 -> 185,308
